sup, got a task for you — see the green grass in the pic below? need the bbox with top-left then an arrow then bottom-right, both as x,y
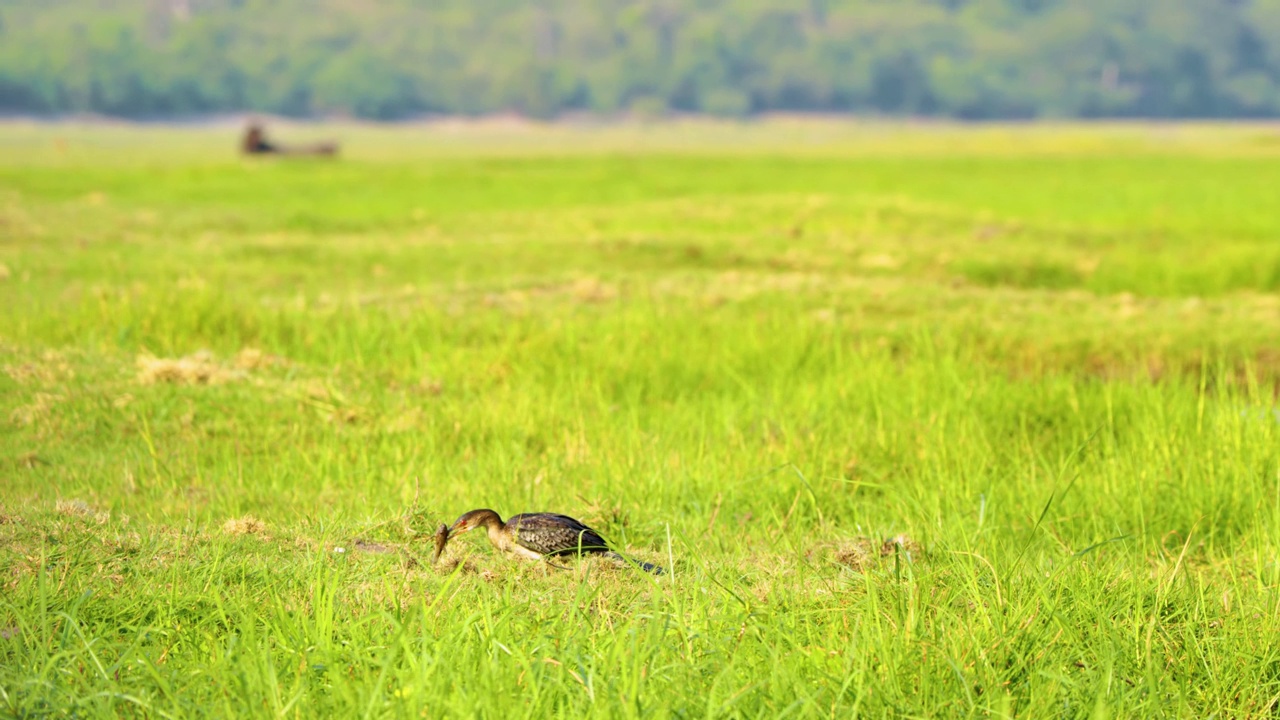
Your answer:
2,119 -> 1280,718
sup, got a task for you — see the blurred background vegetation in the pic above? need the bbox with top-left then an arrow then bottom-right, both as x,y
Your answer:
1,0 -> 1279,120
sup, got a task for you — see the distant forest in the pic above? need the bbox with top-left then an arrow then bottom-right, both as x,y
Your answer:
2,0 -> 1279,120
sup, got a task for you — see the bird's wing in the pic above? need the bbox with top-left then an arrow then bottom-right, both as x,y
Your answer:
506,513 -> 611,556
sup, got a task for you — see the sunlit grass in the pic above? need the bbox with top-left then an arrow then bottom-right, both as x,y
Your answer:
2,121 -> 1279,717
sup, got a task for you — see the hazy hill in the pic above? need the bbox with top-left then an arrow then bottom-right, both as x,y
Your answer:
2,0 -> 1278,119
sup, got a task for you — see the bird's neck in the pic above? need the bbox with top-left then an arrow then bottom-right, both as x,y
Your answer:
483,517 -> 510,551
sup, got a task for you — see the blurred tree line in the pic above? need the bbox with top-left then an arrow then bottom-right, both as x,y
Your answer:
2,0 -> 1279,119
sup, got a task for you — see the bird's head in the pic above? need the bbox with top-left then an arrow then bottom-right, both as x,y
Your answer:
449,509 -> 502,535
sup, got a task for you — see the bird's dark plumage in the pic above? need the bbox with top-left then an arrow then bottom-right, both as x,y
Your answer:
506,513 -> 610,555
449,508 -> 663,574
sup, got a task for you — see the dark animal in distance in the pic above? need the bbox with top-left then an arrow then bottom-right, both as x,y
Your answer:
241,123 -> 338,157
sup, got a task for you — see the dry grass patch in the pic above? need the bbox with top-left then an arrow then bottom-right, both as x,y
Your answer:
826,534 -> 925,572
135,347 -> 286,385
222,515 -> 267,536
4,355 -> 74,386
570,277 -> 618,303
137,350 -> 237,385
234,347 -> 286,370
9,392 -> 61,427
351,539 -> 395,555
55,498 -> 109,524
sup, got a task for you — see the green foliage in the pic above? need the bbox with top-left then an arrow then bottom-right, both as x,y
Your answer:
2,0 -> 1280,118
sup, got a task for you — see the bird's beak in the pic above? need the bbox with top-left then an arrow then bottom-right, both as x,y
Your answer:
449,519 -> 469,534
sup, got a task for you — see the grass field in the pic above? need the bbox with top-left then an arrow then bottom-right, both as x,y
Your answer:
2,119 -> 1280,718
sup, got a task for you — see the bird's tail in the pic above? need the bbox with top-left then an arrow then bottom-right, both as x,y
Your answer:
606,551 -> 664,575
